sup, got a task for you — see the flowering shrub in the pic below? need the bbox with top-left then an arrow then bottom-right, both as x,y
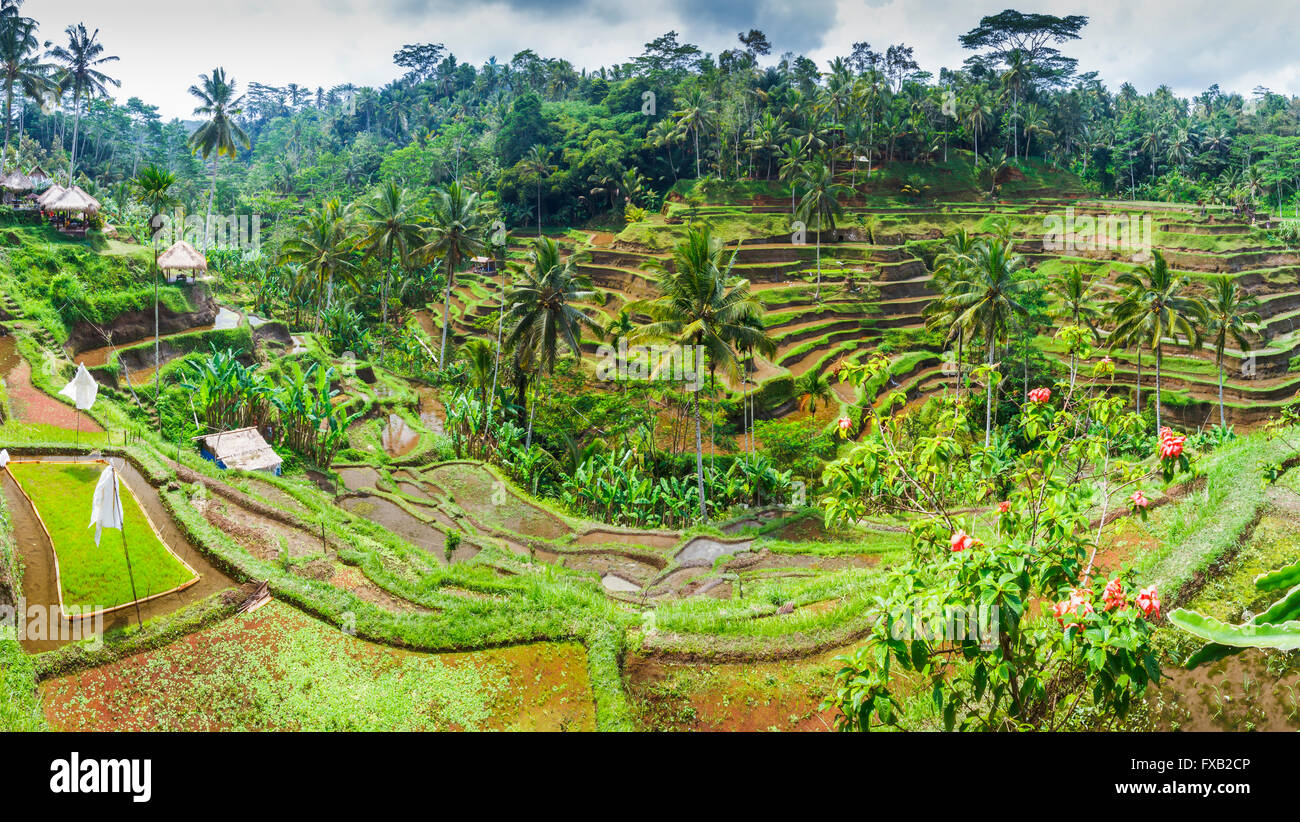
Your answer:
820,354 -> 1183,731
1027,387 -> 1051,404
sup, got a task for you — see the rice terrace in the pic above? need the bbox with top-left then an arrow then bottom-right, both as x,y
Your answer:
2,0 -> 1300,757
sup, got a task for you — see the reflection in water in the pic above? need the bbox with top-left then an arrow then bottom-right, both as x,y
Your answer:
381,414 -> 420,457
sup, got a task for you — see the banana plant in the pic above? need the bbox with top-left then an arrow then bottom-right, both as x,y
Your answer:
1169,558 -> 1300,667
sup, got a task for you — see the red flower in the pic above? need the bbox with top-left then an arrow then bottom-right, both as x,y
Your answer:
1100,356 -> 1113,365
1130,490 -> 1149,509
1103,577 -> 1126,611
1054,588 -> 1094,627
1028,387 -> 1051,404
949,529 -> 977,552
997,500 -> 1011,514
1136,585 -> 1161,618
1158,427 -> 1186,459
837,416 -> 852,432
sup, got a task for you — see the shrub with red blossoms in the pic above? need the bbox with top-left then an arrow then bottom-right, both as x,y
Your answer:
1136,584 -> 1161,618
1028,387 -> 1051,404
1103,577 -> 1126,611
1158,427 -> 1186,459
997,500 -> 1011,514
949,529 -> 977,552
1053,588 -> 1094,628
1130,490 -> 1148,509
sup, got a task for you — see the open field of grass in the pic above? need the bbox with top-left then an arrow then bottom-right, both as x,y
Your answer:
7,461 -> 195,613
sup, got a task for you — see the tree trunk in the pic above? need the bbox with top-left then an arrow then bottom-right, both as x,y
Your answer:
1218,359 -> 1226,429
1154,345 -> 1163,434
68,93 -> 82,181
693,379 -> 706,521
154,244 -> 161,437
984,333 -> 995,448
203,153 -> 219,250
438,258 -> 455,367
1135,349 -> 1142,414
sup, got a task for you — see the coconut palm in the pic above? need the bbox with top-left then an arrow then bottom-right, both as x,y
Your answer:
926,228 -> 979,398
1047,264 -> 1105,389
628,225 -> 774,520
949,238 -> 1036,447
132,163 -> 177,436
278,198 -> 358,322
355,180 -> 423,330
0,15 -> 50,169
188,67 -> 250,248
795,162 -> 852,301
794,367 -> 834,413
1111,250 -> 1208,434
1204,275 -> 1260,429
521,144 -> 554,235
421,180 -> 488,367
504,236 -> 600,449
962,87 -> 992,159
46,23 -> 118,181
673,88 -> 715,179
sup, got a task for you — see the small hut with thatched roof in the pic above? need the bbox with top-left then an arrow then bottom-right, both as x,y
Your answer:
35,182 -> 64,209
44,185 -> 101,236
27,166 -> 50,187
0,171 -> 33,204
198,427 -> 282,474
156,239 -> 208,283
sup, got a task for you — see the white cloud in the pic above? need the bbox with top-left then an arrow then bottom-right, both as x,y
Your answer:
21,0 -> 1300,119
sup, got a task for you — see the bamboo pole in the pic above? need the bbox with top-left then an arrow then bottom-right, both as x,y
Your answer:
111,463 -> 144,627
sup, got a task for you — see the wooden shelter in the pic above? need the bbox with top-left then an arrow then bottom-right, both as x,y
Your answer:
35,183 -> 64,209
198,427 -> 282,474
43,185 -> 100,236
156,240 -> 208,283
27,166 -> 50,187
0,171 -> 33,206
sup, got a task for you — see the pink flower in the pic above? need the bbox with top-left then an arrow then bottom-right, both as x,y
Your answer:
1101,356 -> 1113,365
949,529 -> 977,552
997,500 -> 1011,515
1158,427 -> 1186,459
1103,577 -> 1126,611
1136,585 -> 1161,618
837,416 -> 852,432
1130,490 -> 1149,509
1028,387 -> 1051,404
1054,588 -> 1094,628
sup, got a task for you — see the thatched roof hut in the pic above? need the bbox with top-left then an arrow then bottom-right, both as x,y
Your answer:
45,185 -> 100,214
199,427 -> 282,474
35,183 -> 65,207
157,240 -> 207,281
28,166 -> 50,186
1,171 -> 33,191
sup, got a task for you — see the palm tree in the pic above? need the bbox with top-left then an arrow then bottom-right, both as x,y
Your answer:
1112,250 -> 1207,434
278,198 -> 357,322
188,68 -> 250,248
794,367 -> 834,413
795,162 -> 852,301
46,23 -> 118,181
673,89 -> 715,179
962,87 -> 992,160
776,140 -> 804,215
132,163 -> 176,436
504,237 -> 600,449
0,15 -> 49,169
1047,264 -> 1104,389
521,144 -> 554,236
949,239 -> 1036,447
421,180 -> 488,367
1204,275 -> 1260,429
355,180 -> 423,331
629,225 -> 774,520
926,228 -> 979,398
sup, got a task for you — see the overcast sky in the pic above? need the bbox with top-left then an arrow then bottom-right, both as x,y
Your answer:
23,0 -> 1300,119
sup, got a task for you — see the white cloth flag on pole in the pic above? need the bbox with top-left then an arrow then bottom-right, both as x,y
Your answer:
0,449 -> 9,469
58,363 -> 99,410
89,465 -> 123,546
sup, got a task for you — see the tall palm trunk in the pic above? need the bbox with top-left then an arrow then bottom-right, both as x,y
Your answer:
68,92 -> 82,180
984,332 -> 995,448
814,227 -> 822,301
693,380 -> 706,520
1218,358 -> 1226,428
3,81 -> 14,170
154,244 -> 161,436
1154,345 -> 1163,434
1135,348 -> 1142,414
438,258 -> 455,367
203,153 -> 219,249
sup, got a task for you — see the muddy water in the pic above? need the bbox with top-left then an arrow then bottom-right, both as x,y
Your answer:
3,457 -> 234,652
572,528 -> 680,549
381,414 -> 420,457
339,495 -> 448,557
338,466 -> 381,492
417,389 -> 444,434
675,537 -> 754,567
212,306 -> 241,330
601,574 -> 641,593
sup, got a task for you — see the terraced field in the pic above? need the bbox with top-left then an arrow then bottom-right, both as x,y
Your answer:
438,192 -> 1300,435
